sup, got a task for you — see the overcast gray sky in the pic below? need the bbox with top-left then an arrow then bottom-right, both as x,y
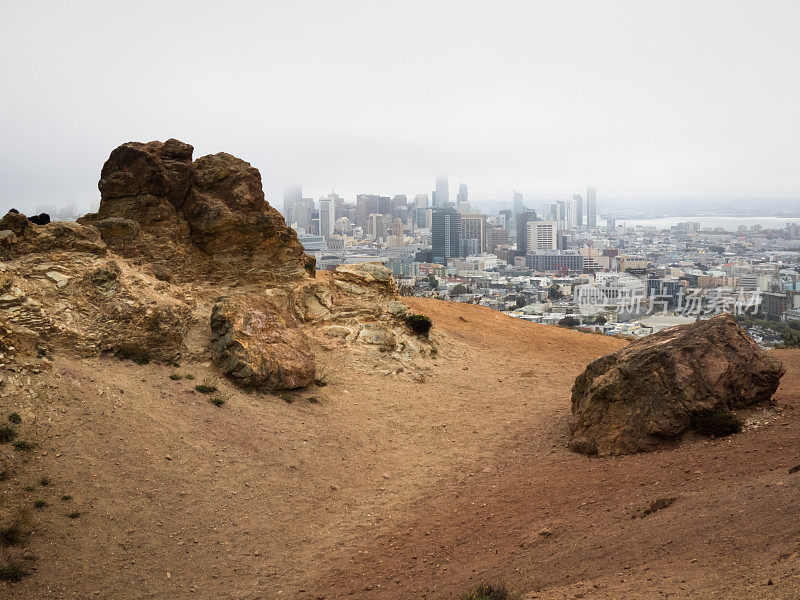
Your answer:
1,0 -> 798,214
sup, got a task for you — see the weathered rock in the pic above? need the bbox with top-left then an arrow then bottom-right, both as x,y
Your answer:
210,293 -> 315,390
79,138 -> 314,283
0,213 -> 106,258
569,314 -> 785,456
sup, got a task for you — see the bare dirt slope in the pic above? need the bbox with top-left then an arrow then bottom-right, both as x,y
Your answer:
2,298 -> 799,600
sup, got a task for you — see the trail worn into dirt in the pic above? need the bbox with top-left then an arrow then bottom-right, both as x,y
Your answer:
2,299 -> 798,599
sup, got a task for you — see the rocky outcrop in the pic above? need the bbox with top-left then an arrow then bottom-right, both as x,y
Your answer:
78,139 -> 314,283
0,212 -> 106,258
569,314 -> 785,456
0,141 -> 433,390
210,293 -> 315,390
0,252 -> 195,363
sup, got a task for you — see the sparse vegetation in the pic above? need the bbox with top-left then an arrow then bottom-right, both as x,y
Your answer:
210,397 -> 225,407
12,441 -> 35,451
60,495 -> 72,502
0,561 -> 29,582
67,511 -> 80,519
8,412 -> 21,424
195,380 -> 217,394
308,396 -> 319,404
0,426 -> 17,444
281,394 -> 294,404
406,313 -> 433,337
33,500 -> 47,509
558,316 -> 580,328
39,476 -> 50,487
169,373 -> 183,380
185,374 -> 195,380
460,582 -> 516,600
691,406 -> 744,437
23,485 -> 34,492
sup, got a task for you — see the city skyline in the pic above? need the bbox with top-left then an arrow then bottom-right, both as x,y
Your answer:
2,1 -> 799,215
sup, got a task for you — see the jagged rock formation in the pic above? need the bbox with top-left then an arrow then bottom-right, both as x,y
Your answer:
78,139 -> 315,283
569,314 -> 785,456
0,140 -> 433,389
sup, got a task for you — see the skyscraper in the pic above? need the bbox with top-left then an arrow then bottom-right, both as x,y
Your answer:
459,213 -> 487,257
435,175 -> 449,208
283,184 -> 302,224
456,183 -> 469,213
513,192 -> 524,214
573,194 -> 583,227
432,207 -> 461,265
586,186 -> 597,228
565,198 -> 579,228
515,211 -> 537,254
318,198 -> 335,240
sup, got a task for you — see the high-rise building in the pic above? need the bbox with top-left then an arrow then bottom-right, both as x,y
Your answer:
432,207 -> 461,265
573,194 -> 583,227
586,186 -> 597,228
565,198 -> 579,228
283,185 -> 302,226
318,198 -> 335,240
527,221 -> 558,252
513,192 -> 524,214
488,227 -> 509,252
435,175 -> 449,208
456,183 -> 470,213
460,214 -> 487,257
515,211 -> 537,254
356,194 -> 390,228
414,193 -> 430,230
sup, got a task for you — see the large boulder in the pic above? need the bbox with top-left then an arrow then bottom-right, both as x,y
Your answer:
569,314 -> 785,456
210,293 -> 316,390
79,139 -> 314,283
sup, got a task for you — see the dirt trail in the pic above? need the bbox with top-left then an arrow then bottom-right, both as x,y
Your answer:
2,299 -> 798,600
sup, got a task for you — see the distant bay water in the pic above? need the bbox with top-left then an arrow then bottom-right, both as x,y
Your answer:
599,216 -> 799,231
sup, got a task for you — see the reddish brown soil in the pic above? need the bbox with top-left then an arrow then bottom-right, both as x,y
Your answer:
2,298 -> 798,600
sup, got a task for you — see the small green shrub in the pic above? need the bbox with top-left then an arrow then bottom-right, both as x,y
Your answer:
691,406 -> 743,437
60,495 -> 72,502
281,394 -> 294,404
406,313 -> 432,336
40,476 -> 49,487
169,373 -> 182,381
8,412 -> 21,424
195,382 -> 217,394
0,426 -> 17,444
33,500 -> 47,509
0,561 -> 29,582
308,396 -> 319,404
12,441 -> 34,451
185,374 -> 195,380
461,583 -> 515,600
210,397 -> 225,407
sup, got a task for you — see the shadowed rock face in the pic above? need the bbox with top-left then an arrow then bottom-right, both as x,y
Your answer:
80,139 -> 315,283
569,314 -> 785,456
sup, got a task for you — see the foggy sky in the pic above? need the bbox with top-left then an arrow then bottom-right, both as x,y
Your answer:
1,0 -> 798,215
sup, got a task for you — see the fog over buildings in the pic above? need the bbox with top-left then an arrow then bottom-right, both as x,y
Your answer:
1,0 -> 799,216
